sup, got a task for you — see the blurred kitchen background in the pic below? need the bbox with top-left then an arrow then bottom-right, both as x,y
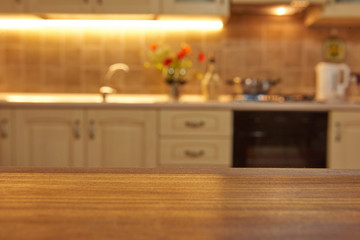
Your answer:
0,0 -> 360,97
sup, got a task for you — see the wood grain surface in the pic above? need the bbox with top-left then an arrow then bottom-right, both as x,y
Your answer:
1,167 -> 360,240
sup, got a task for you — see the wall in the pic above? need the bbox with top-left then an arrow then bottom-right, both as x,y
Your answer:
0,14 -> 359,96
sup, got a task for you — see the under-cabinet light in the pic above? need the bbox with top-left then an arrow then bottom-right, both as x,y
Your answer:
0,19 -> 223,31
275,7 -> 287,16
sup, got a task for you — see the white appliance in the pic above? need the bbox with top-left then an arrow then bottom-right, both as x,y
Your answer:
315,62 -> 351,102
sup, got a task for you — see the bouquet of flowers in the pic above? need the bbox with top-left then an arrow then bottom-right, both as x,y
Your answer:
144,43 -> 206,85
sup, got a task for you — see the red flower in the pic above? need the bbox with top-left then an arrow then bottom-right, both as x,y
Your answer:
198,52 -> 206,62
150,43 -> 157,51
163,57 -> 173,66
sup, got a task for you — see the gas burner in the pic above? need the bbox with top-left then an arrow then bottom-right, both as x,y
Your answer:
234,94 -> 315,103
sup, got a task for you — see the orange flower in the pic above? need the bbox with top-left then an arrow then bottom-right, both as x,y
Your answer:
183,44 -> 192,54
177,44 -> 192,59
150,43 -> 157,51
162,57 -> 173,66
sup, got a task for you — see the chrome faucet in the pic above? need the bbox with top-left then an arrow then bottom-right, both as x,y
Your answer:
99,63 -> 130,102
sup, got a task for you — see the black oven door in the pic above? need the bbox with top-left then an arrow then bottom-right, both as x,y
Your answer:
233,111 -> 328,168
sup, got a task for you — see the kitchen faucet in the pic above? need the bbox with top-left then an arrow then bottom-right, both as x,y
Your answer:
99,63 -> 130,102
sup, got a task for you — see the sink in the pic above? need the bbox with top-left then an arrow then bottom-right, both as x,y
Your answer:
0,93 -> 169,104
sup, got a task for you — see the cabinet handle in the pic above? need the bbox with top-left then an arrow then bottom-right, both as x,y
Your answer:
185,121 -> 205,128
74,120 -> 81,139
1,119 -> 8,139
89,120 -> 95,139
185,150 -> 204,158
335,122 -> 341,142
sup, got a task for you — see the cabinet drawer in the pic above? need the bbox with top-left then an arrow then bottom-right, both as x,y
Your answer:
160,110 -> 232,136
159,138 -> 232,167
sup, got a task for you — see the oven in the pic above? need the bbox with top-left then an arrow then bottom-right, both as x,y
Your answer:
233,111 -> 328,168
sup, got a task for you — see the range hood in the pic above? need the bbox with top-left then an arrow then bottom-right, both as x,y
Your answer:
231,0 -> 324,16
305,2 -> 360,26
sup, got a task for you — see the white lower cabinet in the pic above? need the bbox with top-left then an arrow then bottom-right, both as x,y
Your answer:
86,109 -> 157,168
15,109 -> 85,167
328,111 -> 360,169
12,108 -> 157,168
0,109 -> 14,166
159,110 -> 232,168
160,138 -> 231,167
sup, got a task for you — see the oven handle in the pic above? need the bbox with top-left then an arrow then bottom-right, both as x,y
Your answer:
249,131 -> 266,138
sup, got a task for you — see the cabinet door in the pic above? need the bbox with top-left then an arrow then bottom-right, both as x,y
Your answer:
95,0 -> 159,14
28,0 -> 93,13
0,110 -> 14,166
86,109 -> 157,168
162,0 -> 229,16
0,0 -> 25,13
328,111 -> 360,169
15,109 -> 85,167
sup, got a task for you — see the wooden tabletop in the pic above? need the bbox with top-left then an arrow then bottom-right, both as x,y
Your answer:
1,167 -> 360,240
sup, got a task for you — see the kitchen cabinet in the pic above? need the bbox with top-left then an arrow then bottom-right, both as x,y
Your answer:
0,109 -> 14,166
162,0 -> 229,17
14,109 -> 85,167
328,111 -> 360,169
159,110 -> 232,167
28,0 -> 93,14
86,109 -> 157,168
27,0 -> 160,14
13,108 -> 157,168
94,0 -> 159,14
0,0 -> 25,13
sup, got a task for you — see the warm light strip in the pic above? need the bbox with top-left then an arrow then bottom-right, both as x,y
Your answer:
0,19 -> 223,30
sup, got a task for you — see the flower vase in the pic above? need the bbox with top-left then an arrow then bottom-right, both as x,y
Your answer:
164,67 -> 187,102
169,82 -> 180,102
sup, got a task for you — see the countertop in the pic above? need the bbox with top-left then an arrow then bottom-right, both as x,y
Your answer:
1,93 -> 360,111
1,167 -> 360,240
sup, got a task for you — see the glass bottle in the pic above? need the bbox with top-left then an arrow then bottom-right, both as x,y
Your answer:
201,57 -> 220,101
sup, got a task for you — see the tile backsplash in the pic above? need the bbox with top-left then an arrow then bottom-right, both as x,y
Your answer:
0,14 -> 360,96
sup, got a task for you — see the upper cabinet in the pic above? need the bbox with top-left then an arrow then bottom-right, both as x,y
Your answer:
0,0 -> 230,18
162,0 -> 229,17
305,0 -> 360,26
28,0 -> 93,14
95,0 -> 159,14
0,0 -> 25,13
27,0 -> 160,14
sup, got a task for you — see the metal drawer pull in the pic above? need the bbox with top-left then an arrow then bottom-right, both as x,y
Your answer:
335,122 -> 341,142
185,150 -> 204,158
89,120 -> 95,139
1,119 -> 8,138
185,121 -> 205,128
74,120 -> 81,139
